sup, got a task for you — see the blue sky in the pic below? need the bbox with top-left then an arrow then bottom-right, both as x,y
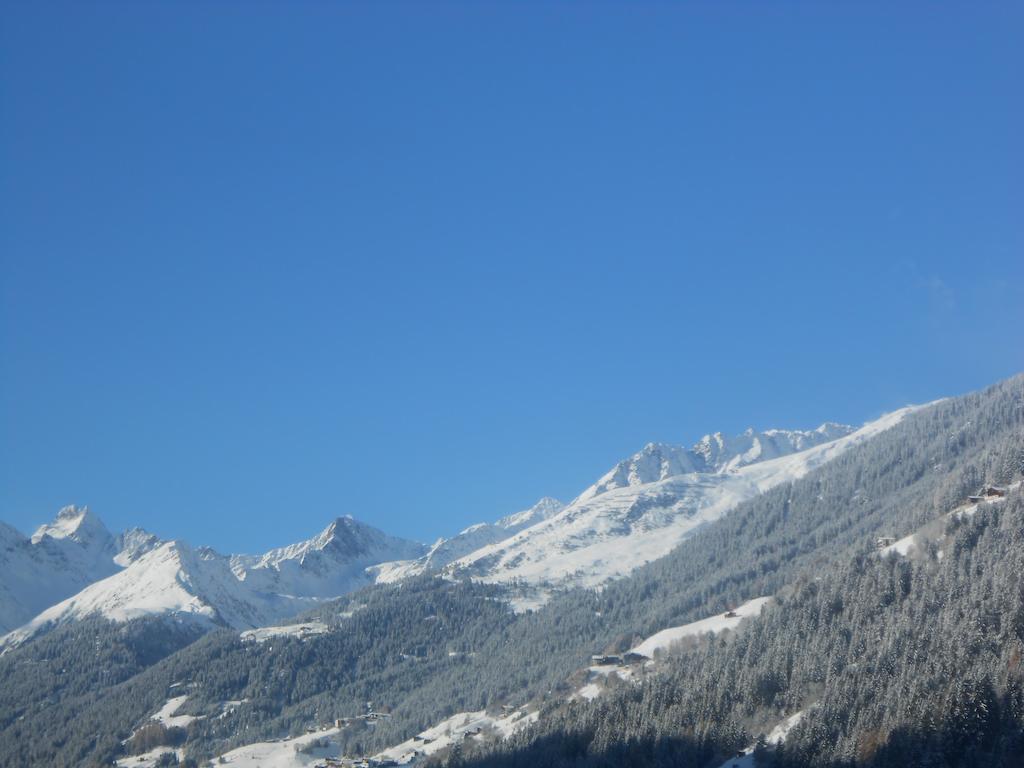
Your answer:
2,2 -> 1021,552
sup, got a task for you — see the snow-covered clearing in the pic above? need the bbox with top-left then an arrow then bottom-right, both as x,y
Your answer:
374,708 -> 539,764
152,695 -> 199,729
241,620 -> 329,642
714,710 -> 805,768
569,597 -> 772,703
115,746 -> 185,767
215,727 -> 343,767
212,706 -> 540,767
630,596 -> 772,658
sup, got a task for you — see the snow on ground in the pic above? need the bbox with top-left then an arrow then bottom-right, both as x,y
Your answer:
374,708 -> 539,764
215,727 -> 343,767
575,683 -> 602,701
570,597 -> 772,703
630,597 -> 772,658
241,620 -> 329,643
152,695 -> 199,728
115,697 -> 199,768
213,707 -> 540,767
115,746 -> 184,767
766,710 -> 804,744
714,710 -> 805,768
879,532 -> 922,557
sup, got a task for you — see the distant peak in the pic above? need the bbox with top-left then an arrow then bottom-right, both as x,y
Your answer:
322,515 -> 365,538
495,497 -> 565,530
31,504 -> 110,545
533,496 -> 564,510
57,504 -> 87,520
114,527 -> 163,566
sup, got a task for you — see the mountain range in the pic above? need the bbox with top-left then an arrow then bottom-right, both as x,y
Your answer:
0,417 -> 915,642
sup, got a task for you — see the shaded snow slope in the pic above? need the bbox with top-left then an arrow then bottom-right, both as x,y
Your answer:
449,408 -> 923,597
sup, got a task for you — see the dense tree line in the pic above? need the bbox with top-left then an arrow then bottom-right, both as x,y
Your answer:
0,375 -> 1020,766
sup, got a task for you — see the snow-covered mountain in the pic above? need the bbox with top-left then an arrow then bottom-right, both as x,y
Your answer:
1,539 -> 322,646
576,424 -> 854,504
231,515 -> 427,597
1,515 -> 425,646
0,506 -> 161,633
447,412 -> 920,601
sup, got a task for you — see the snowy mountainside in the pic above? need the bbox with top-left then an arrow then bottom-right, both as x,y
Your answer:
0,506 -> 160,633
370,497 -> 564,583
449,409 -> 920,596
576,423 -> 854,504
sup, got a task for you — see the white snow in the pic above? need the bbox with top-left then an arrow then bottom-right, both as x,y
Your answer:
575,683 -> 602,701
766,710 -> 804,744
879,533 -> 921,557
151,695 -> 199,729
214,726 -> 343,767
213,708 -> 540,767
115,746 -> 184,767
630,597 -> 773,658
714,710 -> 805,768
374,708 -> 539,764
241,621 -> 329,642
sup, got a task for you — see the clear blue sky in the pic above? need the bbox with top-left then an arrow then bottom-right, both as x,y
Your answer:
2,2 -> 1021,553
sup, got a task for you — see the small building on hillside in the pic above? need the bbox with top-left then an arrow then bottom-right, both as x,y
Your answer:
970,486 -> 1008,503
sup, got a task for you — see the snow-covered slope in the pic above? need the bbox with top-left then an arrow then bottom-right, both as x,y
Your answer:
576,424 -> 854,504
449,409 -> 923,598
630,596 -> 773,658
0,506 -> 160,633
370,497 -> 564,583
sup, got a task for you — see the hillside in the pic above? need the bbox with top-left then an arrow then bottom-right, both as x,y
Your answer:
0,375 -> 1019,767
